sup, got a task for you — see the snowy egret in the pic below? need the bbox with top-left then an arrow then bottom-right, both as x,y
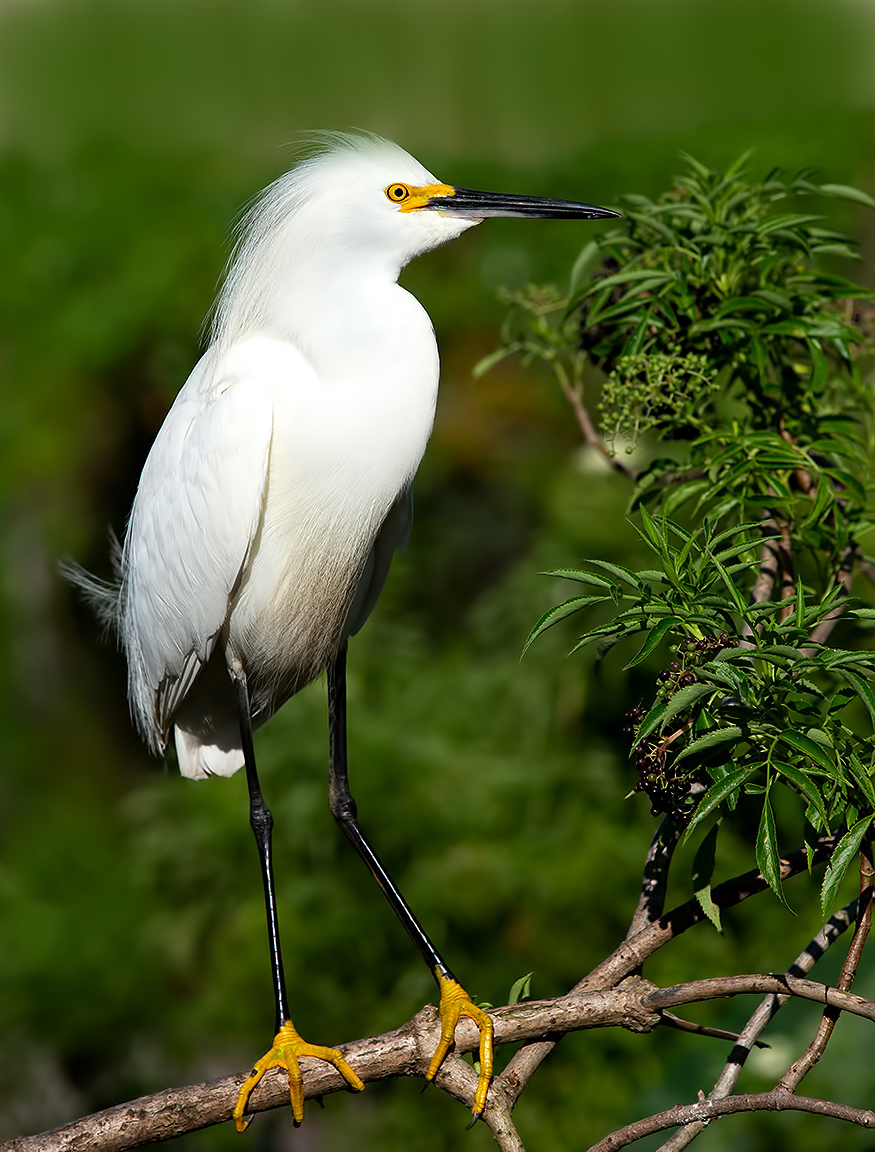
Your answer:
73,132 -> 617,1129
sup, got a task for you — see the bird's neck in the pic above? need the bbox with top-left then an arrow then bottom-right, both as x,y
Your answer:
217,252 -> 423,380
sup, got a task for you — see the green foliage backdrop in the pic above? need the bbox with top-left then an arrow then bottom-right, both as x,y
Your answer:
2,1 -> 875,1148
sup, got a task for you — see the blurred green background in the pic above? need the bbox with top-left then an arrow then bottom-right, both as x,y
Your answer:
2,0 -> 875,1148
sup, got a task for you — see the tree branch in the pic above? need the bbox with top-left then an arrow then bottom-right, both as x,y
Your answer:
779,847 -> 873,1091
552,356 -> 637,480
586,1090 -> 875,1152
5,836 -> 844,1150
657,896 -> 860,1152
625,817 -> 684,940
646,973 -> 875,1024
493,834 -> 837,1116
0,982 -> 661,1151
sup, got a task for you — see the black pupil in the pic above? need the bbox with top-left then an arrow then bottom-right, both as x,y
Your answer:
393,186 -> 405,199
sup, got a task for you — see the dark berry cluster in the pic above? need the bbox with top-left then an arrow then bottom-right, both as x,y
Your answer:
624,633 -> 733,819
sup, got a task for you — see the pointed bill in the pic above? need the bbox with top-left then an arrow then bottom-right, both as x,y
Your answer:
425,186 -> 620,220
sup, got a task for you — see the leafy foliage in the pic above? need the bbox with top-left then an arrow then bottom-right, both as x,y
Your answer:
493,156 -> 875,912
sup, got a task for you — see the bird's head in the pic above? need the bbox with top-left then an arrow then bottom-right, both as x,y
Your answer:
213,133 -> 618,344
306,133 -> 620,268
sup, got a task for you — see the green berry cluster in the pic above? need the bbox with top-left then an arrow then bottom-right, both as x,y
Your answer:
598,351 -> 717,454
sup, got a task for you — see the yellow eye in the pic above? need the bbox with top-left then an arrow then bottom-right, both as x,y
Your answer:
385,183 -> 411,204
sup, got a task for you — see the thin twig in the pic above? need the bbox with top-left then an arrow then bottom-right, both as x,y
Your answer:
646,973 -> 875,1023
658,1011 -> 768,1046
779,846 -> 874,1092
657,896 -> 860,1152
551,355 -> 636,480
586,1090 -> 875,1152
497,835 -> 838,1110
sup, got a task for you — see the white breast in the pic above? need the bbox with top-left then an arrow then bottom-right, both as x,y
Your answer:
225,286 -> 439,715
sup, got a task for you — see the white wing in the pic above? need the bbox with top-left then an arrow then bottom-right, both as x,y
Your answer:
120,345 -> 275,750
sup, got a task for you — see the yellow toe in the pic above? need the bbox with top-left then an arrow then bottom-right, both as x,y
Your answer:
233,1020 -> 364,1132
425,971 -> 494,1119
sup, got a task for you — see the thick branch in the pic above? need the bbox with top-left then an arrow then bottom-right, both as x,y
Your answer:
1,982 -> 660,1151
582,835 -> 838,991
625,817 -> 684,940
7,837 -> 842,1150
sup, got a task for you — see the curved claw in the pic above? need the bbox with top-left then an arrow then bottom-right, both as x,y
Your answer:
425,972 -> 494,1119
233,1020 -> 364,1132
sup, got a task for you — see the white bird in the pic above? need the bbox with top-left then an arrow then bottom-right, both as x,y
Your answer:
74,132 -> 617,1130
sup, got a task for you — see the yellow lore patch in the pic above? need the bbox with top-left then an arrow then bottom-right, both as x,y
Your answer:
384,182 -> 455,211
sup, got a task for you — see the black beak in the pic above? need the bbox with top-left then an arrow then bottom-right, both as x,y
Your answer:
427,187 -> 620,221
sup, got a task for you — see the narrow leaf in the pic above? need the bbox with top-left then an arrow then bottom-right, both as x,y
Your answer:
836,669 -> 875,726
773,760 -> 829,830
692,822 -> 723,931
684,764 -> 760,839
779,730 -> 836,773
756,792 -> 789,907
522,595 -> 608,656
508,972 -> 534,1005
656,682 -> 716,732
625,616 -> 681,669
674,725 -> 743,765
821,816 -> 873,918
819,183 -> 875,209
569,240 -> 602,295
473,346 -> 516,378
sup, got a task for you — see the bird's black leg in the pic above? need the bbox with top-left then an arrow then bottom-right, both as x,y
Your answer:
228,655 -> 364,1130
327,642 -> 452,978
327,642 -> 493,1117
228,659 -> 289,1033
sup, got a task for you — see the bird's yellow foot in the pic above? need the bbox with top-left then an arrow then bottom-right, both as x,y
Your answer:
425,971 -> 494,1119
233,1019 -> 364,1131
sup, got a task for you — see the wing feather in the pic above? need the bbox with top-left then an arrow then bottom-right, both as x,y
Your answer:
120,349 -> 274,748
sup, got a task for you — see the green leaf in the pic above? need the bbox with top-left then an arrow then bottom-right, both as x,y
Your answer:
656,682 -> 717,732
819,183 -> 875,210
821,816 -> 873,918
569,240 -> 603,295
756,791 -> 789,907
674,725 -> 743,765
473,345 -> 516,378
625,616 -> 681,669
522,595 -> 609,656
692,822 -> 722,931
685,764 -> 760,839
638,503 -> 661,547
847,754 -> 875,811
835,669 -> 875,726
773,760 -> 829,830
508,972 -> 534,1005
585,558 -> 646,587
542,568 -> 615,589
633,697 -> 668,746
710,552 -> 747,615
779,730 -> 836,773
